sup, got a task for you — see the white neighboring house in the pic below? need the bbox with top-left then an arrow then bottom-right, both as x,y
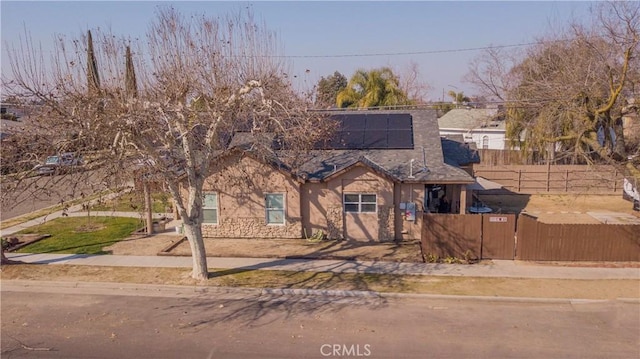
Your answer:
437,108 -> 509,150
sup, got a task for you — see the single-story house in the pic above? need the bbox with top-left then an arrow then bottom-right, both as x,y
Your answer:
438,108 -> 508,150
190,109 -> 476,242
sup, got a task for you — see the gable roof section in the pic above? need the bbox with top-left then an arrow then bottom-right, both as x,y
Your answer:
210,146 -> 303,183
441,135 -> 480,166
438,108 -> 505,131
318,155 -> 398,183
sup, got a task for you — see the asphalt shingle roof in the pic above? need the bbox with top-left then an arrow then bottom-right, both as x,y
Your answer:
297,110 -> 474,183
437,108 -> 505,131
441,135 -> 480,167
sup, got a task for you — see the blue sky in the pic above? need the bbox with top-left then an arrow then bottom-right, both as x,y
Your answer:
1,1 -> 593,100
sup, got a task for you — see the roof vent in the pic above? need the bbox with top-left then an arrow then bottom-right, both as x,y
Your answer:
408,159 -> 415,179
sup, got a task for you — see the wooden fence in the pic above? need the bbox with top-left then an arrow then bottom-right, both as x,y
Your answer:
422,213 -> 639,262
421,214 -> 516,260
477,149 -> 539,166
422,214 -> 482,260
473,164 -> 623,194
477,149 -> 589,166
515,214 -> 640,261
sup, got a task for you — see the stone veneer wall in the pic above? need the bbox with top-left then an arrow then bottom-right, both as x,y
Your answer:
202,217 -> 302,239
326,206 -> 344,240
377,206 -> 395,241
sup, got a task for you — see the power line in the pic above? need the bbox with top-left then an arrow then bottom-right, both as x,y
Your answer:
7,38 -> 573,60
267,40 -> 571,59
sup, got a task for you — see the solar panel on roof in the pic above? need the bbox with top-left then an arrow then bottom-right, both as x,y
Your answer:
342,130 -> 365,148
365,114 -> 388,129
387,113 -> 412,129
363,129 -> 387,148
320,113 -> 414,150
387,129 -> 413,148
342,116 -> 366,130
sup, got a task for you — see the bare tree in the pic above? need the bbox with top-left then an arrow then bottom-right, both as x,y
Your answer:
464,2 -> 639,178
396,62 -> 431,105
464,46 -> 521,102
2,8 -> 331,279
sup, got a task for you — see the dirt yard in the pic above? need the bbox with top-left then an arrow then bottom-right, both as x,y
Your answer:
478,193 -> 639,223
104,233 -> 424,262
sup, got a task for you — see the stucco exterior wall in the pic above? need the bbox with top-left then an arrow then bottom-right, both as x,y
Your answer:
200,154 -> 302,238
393,183 -> 425,241
302,165 -> 395,241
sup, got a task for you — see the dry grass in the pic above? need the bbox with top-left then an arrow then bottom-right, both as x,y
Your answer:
104,235 -> 424,262
478,194 -> 638,223
2,264 -> 638,300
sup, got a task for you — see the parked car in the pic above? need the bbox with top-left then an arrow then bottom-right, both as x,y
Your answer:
34,153 -> 84,175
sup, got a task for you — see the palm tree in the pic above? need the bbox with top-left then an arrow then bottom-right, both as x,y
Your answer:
448,91 -> 470,108
337,67 -> 410,108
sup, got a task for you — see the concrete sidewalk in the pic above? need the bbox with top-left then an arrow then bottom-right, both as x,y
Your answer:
5,252 -> 639,280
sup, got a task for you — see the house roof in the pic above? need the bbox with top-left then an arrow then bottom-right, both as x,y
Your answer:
438,108 -> 505,131
441,135 -> 480,166
296,110 -> 474,184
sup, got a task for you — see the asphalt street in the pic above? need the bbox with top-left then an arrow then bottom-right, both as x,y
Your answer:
0,170 -> 110,221
1,284 -> 639,359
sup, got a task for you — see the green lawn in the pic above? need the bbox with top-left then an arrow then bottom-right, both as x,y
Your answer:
15,216 -> 140,254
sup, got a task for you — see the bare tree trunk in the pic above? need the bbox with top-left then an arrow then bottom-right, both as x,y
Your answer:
183,222 -> 208,280
613,117 -> 627,160
144,181 -> 154,235
1,246 -> 20,265
1,246 -> 9,264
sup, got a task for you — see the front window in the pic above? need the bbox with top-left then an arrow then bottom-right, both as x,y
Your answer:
203,193 -> 218,224
344,193 -> 377,213
266,194 -> 285,224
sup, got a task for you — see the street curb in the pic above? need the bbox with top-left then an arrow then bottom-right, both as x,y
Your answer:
2,279 -> 636,304
616,297 -> 640,303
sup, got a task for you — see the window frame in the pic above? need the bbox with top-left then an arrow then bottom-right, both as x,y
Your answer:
482,135 -> 489,149
265,193 -> 286,225
202,192 -> 219,225
343,193 -> 377,214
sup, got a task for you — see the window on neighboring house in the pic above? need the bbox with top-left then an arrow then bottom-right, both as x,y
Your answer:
344,193 -> 377,213
482,136 -> 489,149
265,193 -> 285,224
203,193 -> 218,224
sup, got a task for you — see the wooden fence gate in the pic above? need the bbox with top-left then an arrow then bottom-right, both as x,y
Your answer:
481,214 -> 517,259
